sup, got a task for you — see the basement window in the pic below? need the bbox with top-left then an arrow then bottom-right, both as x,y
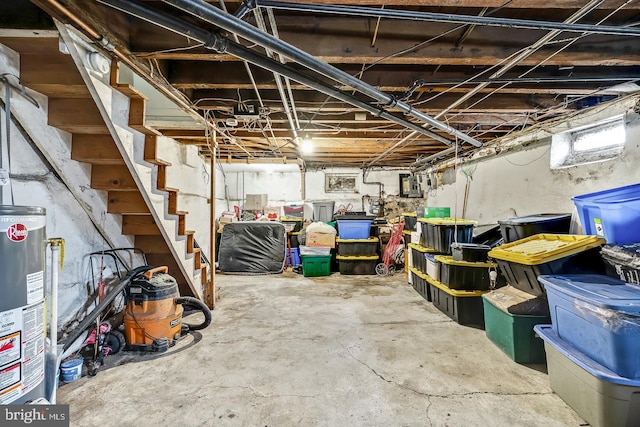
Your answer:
550,115 -> 626,169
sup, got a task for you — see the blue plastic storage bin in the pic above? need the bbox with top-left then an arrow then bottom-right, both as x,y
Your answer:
287,247 -> 301,267
337,219 -> 372,239
572,183 -> 640,244
539,274 -> 640,379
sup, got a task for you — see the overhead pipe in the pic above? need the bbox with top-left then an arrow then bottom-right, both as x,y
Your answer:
234,0 -> 256,19
218,0 -> 284,153
258,0 -> 640,38
373,0 -> 604,168
160,0 -> 482,147
266,7 -> 301,131
97,0 -> 456,145
253,8 -> 300,145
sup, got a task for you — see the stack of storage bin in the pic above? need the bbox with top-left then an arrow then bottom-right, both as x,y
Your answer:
407,242 -> 439,301
416,218 -> 495,326
281,216 -> 303,268
535,275 -> 640,427
485,233 -> 605,363
527,183 -> 640,426
336,237 -> 380,275
334,213 -> 378,275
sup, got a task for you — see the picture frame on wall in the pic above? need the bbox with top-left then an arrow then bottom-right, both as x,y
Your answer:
325,174 -> 358,193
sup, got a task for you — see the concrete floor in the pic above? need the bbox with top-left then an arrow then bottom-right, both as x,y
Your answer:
58,272 -> 586,427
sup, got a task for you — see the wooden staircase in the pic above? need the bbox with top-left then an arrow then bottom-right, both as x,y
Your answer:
0,34 -> 209,299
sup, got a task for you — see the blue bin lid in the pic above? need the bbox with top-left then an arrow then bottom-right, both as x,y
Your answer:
572,182 -> 640,204
538,274 -> 640,315
534,325 -> 640,387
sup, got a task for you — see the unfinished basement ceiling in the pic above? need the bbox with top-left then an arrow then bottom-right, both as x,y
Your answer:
13,0 -> 640,167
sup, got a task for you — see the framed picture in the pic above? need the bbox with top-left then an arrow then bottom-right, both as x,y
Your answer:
325,174 -> 358,193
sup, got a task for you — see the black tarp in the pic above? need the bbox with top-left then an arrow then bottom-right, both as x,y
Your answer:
218,222 -> 286,274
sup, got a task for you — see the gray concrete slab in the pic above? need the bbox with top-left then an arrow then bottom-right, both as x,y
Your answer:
58,272 -> 585,426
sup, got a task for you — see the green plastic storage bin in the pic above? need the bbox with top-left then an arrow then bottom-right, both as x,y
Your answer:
482,295 -> 550,364
301,254 -> 332,277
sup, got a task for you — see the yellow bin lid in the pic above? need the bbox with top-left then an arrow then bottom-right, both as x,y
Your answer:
488,234 -> 605,265
409,266 -> 429,280
418,217 -> 477,226
434,255 -> 496,268
424,274 -> 488,297
402,212 -> 417,217
408,242 -> 438,253
280,216 -> 303,222
336,237 -> 379,243
336,255 -> 380,261
402,230 -> 412,235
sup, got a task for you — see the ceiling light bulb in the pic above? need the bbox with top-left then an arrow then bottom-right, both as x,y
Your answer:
301,137 -> 313,154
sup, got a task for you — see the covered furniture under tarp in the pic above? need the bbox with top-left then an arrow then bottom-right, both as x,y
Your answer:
218,222 -> 286,274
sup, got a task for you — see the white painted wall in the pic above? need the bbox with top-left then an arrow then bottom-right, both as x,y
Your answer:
0,45 -> 115,332
217,164 -> 423,219
423,99 -> 640,227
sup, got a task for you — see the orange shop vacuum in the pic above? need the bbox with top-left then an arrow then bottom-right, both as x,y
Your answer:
124,266 -> 211,352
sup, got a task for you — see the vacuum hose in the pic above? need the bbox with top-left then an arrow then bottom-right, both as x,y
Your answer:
175,297 -> 212,331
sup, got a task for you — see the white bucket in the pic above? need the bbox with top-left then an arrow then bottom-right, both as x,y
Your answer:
60,358 -> 83,382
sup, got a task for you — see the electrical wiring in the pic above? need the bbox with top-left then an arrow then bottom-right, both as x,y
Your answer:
136,42 -> 204,57
502,146 -> 551,167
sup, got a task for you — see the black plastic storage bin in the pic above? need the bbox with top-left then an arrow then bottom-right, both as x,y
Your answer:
472,224 -> 503,247
403,212 -> 418,231
336,255 -> 379,275
436,255 -> 499,291
429,279 -> 487,326
601,244 -> 640,285
418,218 -> 475,254
281,216 -> 303,232
488,234 -> 606,296
289,231 -> 301,247
498,214 -> 571,243
408,243 -> 438,275
451,243 -> 491,263
409,267 -> 431,301
336,237 -> 379,256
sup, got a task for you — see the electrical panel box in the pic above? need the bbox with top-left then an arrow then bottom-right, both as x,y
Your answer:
399,174 -> 422,198
233,103 -> 260,119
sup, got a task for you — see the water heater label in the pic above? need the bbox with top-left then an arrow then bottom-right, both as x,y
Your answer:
6,223 -> 28,242
26,271 -> 44,305
0,302 -> 45,404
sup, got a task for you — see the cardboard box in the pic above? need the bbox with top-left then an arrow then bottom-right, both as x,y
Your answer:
245,194 -> 268,211
306,232 -> 336,248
